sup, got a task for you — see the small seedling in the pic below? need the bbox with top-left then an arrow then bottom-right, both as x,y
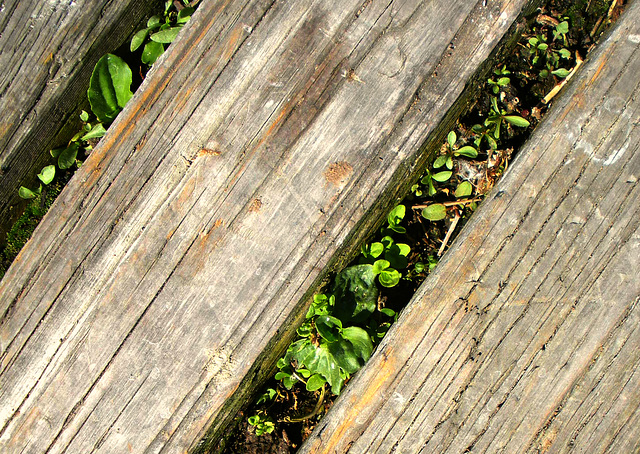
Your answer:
248,414 -> 275,436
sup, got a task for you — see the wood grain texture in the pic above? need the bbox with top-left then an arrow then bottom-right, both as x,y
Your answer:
0,0 -> 534,452
0,0 -> 159,238
300,2 -> 640,452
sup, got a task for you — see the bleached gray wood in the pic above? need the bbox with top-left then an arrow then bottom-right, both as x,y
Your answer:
0,0 -> 158,239
0,0 -> 535,452
300,2 -> 640,452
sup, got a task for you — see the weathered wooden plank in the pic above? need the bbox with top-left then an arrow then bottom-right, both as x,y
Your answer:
0,0 -> 536,452
0,0 -> 159,238
300,2 -> 640,452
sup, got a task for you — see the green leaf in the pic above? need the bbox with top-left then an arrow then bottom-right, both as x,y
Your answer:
387,205 -> 405,226
87,54 -> 133,123
422,204 -> 447,221
555,21 -> 569,35
19,186 -> 40,199
379,269 -> 401,287
177,7 -> 195,23
306,374 -> 326,391
446,156 -> 453,170
503,116 -> 530,128
341,326 -> 373,362
552,68 -> 570,78
150,26 -> 182,43
131,28 -> 149,52
37,165 -> 55,185
538,43 -> 549,51
497,77 -> 510,86
141,41 -> 165,65
432,171 -> 452,182
81,123 -> 107,140
51,147 -> 64,158
147,15 -> 162,28
294,342 -> 343,394
433,155 -> 447,169
447,131 -> 456,149
558,48 -> 571,59
372,259 -> 390,274
332,264 -> 378,323
384,243 -> 409,270
455,146 -> 478,158
315,315 -> 342,343
369,242 -> 384,258
380,307 -> 396,317
58,143 -> 80,169
455,181 -> 473,198
79,110 -> 89,122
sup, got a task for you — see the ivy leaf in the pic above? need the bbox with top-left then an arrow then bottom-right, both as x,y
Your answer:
422,204 -> 447,221
332,264 -> 378,323
87,54 -> 133,123
315,315 -> 342,343
341,326 -> 373,362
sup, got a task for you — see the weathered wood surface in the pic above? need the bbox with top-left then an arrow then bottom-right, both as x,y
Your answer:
0,0 -> 536,452
0,0 -> 158,238
300,2 -> 640,452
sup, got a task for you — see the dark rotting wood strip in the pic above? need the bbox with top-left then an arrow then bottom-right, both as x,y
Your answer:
299,2 -> 640,452
0,0 -> 161,239
0,0 -> 537,452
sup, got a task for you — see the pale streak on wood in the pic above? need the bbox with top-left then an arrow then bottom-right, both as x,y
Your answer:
0,0 -> 534,452
300,3 -> 640,452
0,0 -> 160,238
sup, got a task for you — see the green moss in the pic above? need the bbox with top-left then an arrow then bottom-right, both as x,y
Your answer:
0,182 -> 63,280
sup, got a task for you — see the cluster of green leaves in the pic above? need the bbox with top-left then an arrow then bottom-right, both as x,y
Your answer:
273,207 -> 410,399
19,3 -> 195,200
487,66 -> 511,94
523,21 -> 572,79
247,414 -> 275,436
131,1 -> 195,65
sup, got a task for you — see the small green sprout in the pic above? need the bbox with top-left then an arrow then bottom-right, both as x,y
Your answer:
248,415 -> 275,436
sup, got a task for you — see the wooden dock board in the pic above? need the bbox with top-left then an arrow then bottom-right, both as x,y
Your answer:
300,2 -> 640,452
0,0 -> 158,237
0,0 -> 538,452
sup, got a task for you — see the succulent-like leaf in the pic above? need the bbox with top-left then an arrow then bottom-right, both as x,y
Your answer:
422,204 -> 447,221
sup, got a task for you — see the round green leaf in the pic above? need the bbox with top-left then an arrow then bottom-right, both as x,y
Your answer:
79,110 -> 89,122
455,146 -> 478,158
306,374 -> 326,391
147,15 -> 162,28
150,26 -> 182,44
141,41 -> 165,65
455,181 -> 473,198
87,54 -> 133,123
380,307 -> 396,317
432,171 -> 452,182
369,242 -> 384,258
503,116 -> 530,128
342,326 -> 373,361
422,204 -> 447,221
372,259 -> 390,274
37,165 -> 55,185
379,269 -> 401,287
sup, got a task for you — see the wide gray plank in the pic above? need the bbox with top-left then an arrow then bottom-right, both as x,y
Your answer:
300,2 -> 640,452
0,0 -> 534,452
0,0 -> 158,237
